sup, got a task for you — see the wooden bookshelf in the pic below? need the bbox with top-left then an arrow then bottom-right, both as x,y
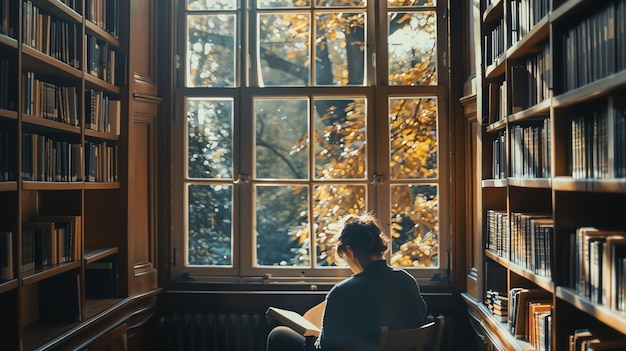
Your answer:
468,0 -> 626,350
0,0 -> 160,349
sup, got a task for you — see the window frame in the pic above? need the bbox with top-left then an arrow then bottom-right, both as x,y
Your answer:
172,0 -> 450,282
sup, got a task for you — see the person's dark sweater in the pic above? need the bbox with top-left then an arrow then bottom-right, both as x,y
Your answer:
318,260 -> 427,351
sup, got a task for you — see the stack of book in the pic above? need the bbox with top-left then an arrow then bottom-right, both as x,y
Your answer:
485,289 -> 508,323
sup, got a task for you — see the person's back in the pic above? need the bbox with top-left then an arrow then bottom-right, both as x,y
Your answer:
318,259 -> 426,351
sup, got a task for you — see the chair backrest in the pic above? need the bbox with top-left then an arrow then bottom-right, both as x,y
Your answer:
378,315 -> 445,351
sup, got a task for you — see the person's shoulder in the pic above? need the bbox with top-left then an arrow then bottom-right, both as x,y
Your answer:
389,266 -> 419,282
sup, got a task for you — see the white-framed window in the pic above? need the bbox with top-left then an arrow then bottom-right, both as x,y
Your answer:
173,0 -> 449,281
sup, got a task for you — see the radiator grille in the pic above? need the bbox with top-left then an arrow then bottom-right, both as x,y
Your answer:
164,313 -> 276,351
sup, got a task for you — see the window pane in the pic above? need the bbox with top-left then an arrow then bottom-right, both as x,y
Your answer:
314,184 -> 366,266
314,98 -> 367,180
187,98 -> 233,179
390,184 -> 438,268
255,98 -> 309,179
186,14 -> 237,87
187,184 -> 233,266
388,11 -> 437,86
257,13 -> 310,86
187,0 -> 236,10
255,185 -> 310,267
389,97 -> 437,179
388,0 -> 436,6
314,12 -> 366,86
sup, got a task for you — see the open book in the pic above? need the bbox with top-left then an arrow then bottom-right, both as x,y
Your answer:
266,301 -> 325,337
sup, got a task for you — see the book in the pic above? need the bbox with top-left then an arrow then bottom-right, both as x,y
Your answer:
513,288 -> 551,340
526,301 -> 550,345
36,215 -> 82,263
603,236 -> 626,309
266,301 -> 325,337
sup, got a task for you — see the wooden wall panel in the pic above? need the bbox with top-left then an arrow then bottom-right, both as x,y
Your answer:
129,0 -> 158,96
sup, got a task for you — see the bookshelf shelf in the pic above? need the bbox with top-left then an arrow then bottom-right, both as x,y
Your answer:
552,179 -> 626,193
552,71 -> 626,108
0,182 -> 18,191
485,56 -> 506,79
22,115 -> 81,134
30,0 -> 81,23
483,0 -> 504,23
0,33 -> 17,48
556,287 -> 626,335
485,249 -> 507,266
508,99 -> 551,122
85,128 -> 120,141
482,178 -> 508,188
22,45 -> 83,78
85,74 -> 121,94
0,280 -> 17,294
84,182 -> 120,190
463,293 -> 536,351
506,16 -> 550,61
22,181 -> 84,191
486,118 -> 506,132
508,262 -> 554,293
508,178 -> 551,188
21,261 -> 81,287
85,20 -> 121,47
84,247 -> 119,264
0,108 -> 18,119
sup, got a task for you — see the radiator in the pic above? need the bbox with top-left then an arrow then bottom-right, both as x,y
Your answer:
163,313 -> 276,351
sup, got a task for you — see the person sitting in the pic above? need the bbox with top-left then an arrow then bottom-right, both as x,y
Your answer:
267,212 -> 427,351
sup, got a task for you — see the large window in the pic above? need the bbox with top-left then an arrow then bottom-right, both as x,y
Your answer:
174,0 -> 448,280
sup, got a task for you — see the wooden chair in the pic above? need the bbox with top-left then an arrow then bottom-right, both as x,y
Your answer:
378,315 -> 445,351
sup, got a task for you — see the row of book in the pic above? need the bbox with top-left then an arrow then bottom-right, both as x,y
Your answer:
21,133 -> 82,182
22,216 -> 81,273
508,288 -> 552,350
509,212 -> 553,277
0,231 -> 13,281
23,1 -> 81,69
486,209 -> 509,257
85,141 -> 118,182
86,89 -> 121,134
86,35 -> 117,84
23,72 -> 80,126
510,118 -> 551,179
484,18 -> 505,67
21,133 -> 119,183
85,0 -> 120,38
570,227 -> 626,313
486,209 -> 554,278
510,42 -> 551,113
570,101 -> 626,179
560,1 -> 626,92
509,0 -> 551,46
